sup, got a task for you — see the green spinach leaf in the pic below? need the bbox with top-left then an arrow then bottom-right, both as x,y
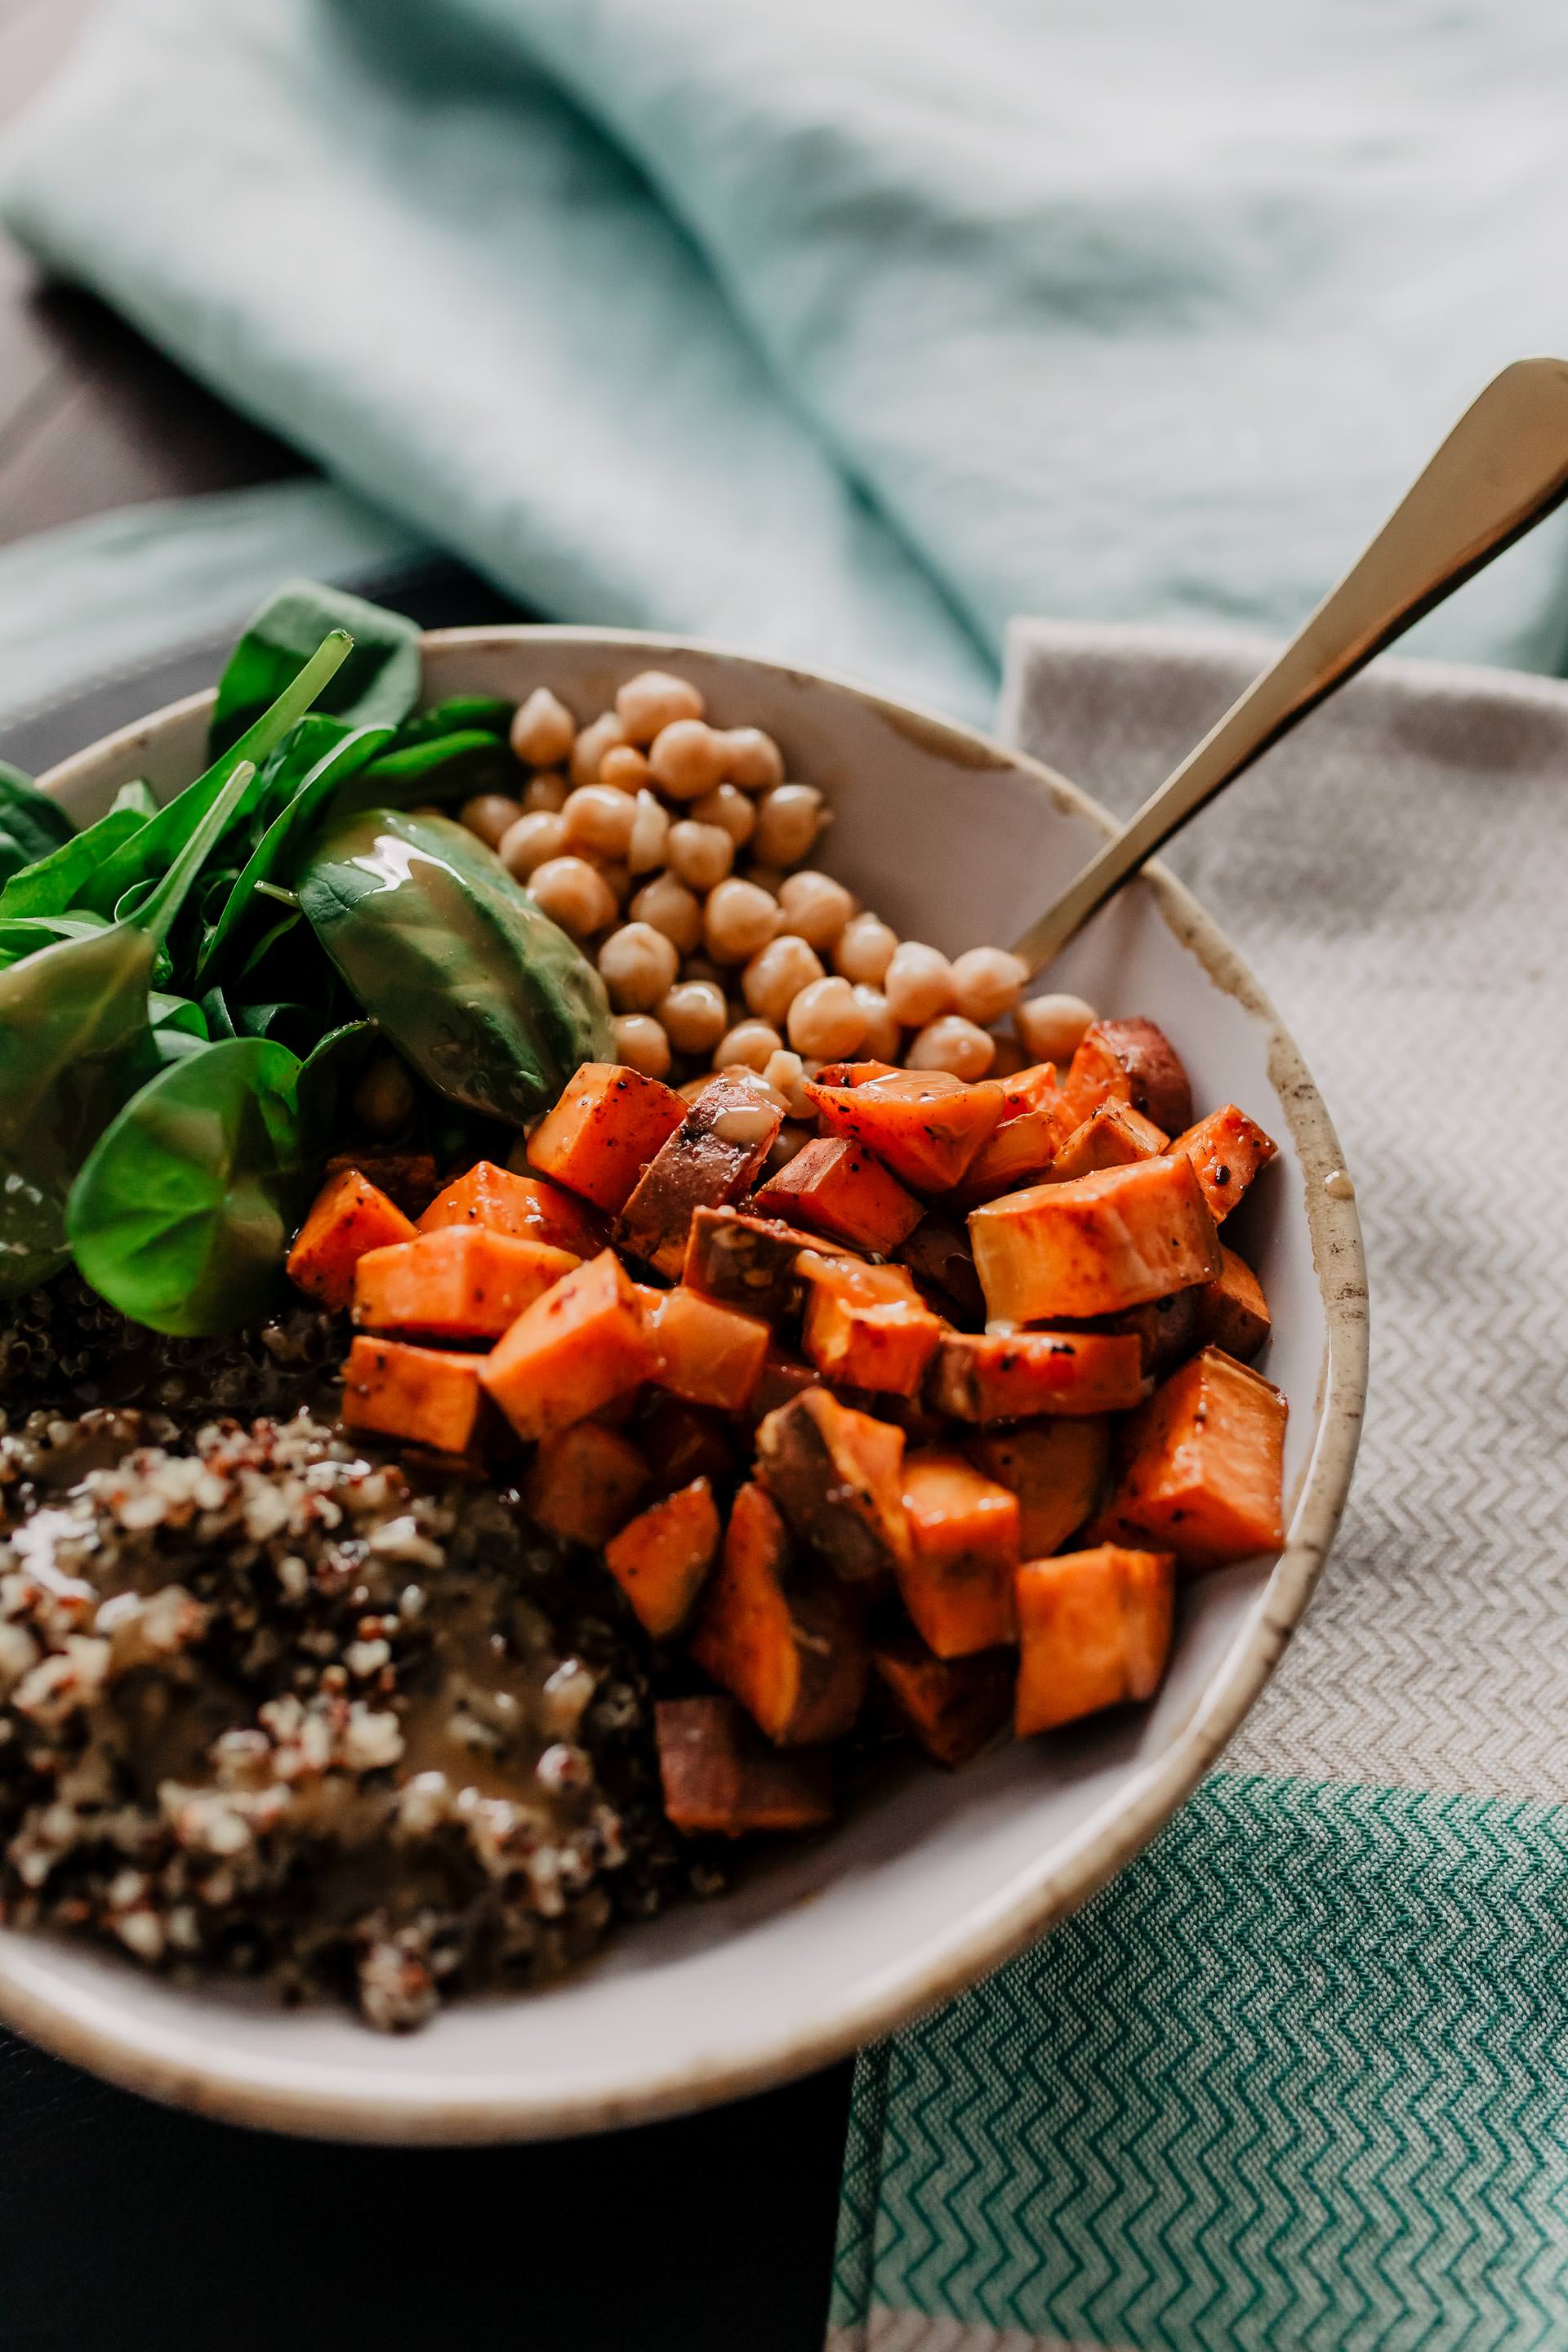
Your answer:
0,913 -> 109,969
0,761 -> 76,863
67,1037 -> 305,1337
333,728 -> 511,817
296,808 -> 611,1126
109,780 -> 158,820
296,1018 -> 378,1155
0,805 -> 151,920
390,695 -> 511,749
211,582 -> 419,755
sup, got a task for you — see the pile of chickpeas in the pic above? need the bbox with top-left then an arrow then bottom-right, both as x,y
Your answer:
450,670 -> 1097,1148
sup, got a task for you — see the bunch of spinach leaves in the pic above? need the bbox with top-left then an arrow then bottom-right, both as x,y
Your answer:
0,581 -> 610,1335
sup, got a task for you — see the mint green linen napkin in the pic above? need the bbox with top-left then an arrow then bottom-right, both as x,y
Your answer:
8,0 -> 1568,723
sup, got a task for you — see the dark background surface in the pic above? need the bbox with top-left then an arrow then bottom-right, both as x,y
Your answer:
0,11 -> 850,2349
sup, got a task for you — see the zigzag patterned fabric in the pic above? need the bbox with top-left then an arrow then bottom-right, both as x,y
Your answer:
831,628 -> 1568,2351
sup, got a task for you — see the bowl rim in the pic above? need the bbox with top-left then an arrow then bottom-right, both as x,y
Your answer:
7,622 -> 1368,2142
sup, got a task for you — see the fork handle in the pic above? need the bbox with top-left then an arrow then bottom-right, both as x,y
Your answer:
1013,356 -> 1568,973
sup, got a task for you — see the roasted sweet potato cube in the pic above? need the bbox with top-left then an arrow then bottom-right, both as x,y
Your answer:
969,1153 -> 1221,1323
969,1419 -> 1110,1557
1014,1545 -> 1175,1734
803,1068 -> 1005,1193
604,1477 -> 721,1637
800,1252 -> 943,1398
895,1214 -> 985,1326
287,1168 -> 416,1311
683,1205 -> 822,1319
481,1249 -> 655,1440
341,1335 -> 485,1454
1049,1101 -> 1169,1186
1171,1104 -> 1279,1223
896,1450 -> 1020,1656
930,1329 -> 1147,1419
418,1160 -> 604,1257
1064,1017 -> 1192,1135
810,1060 -> 902,1088
617,1075 -> 782,1276
689,1481 -> 866,1743
523,1420 -> 648,1547
950,1092 -> 1080,1208
656,1696 -> 832,1833
871,1629 -> 1014,1766
644,1284 -> 772,1412
755,1386 -> 911,1582
352,1225 -> 578,1341
750,1138 -> 923,1255
526,1062 -> 686,1213
1196,1247 -> 1272,1361
996,1061 -> 1064,1119
1100,1345 -> 1286,1568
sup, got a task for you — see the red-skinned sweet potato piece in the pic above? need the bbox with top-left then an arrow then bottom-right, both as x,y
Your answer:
950,1090 -> 1080,1208
969,1419 -> 1110,1557
750,1138 -> 923,1254
1064,1018 -> 1192,1136
656,1696 -> 832,1833
930,1328 -> 1148,1419
996,1061 -> 1065,1120
617,1074 -> 782,1276
1049,1101 -> 1168,1185
689,1481 -> 866,1744
1099,1345 -> 1286,1567
895,1214 -> 986,1327
341,1335 -> 486,1454
803,1069 -> 1005,1194
897,1450 -> 1020,1656
1048,1286 -> 1200,1379
643,1284 -> 772,1412
1014,1545 -> 1174,1734
287,1168 -> 416,1312
523,1420 -> 648,1547
800,1253 -> 943,1398
755,1386 -> 911,1582
969,1153 -> 1220,1323
1171,1104 -> 1279,1223
1196,1247 -> 1272,1360
418,1160 -> 604,1257
871,1630 -> 1014,1766
604,1477 -> 721,1636
352,1225 -> 578,1341
481,1249 -> 655,1440
682,1205 -> 822,1318
526,1062 -> 686,1213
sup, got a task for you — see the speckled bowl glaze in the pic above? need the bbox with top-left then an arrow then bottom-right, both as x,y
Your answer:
7,628 -> 1367,2143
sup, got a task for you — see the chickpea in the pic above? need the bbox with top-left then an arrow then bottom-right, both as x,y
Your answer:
834,911 -> 898,986
951,947 -> 1029,1027
499,810 -> 567,879
528,855 -> 618,938
597,921 -> 680,1013
777,869 -> 855,951
852,985 -> 900,1062
714,1019 -> 782,1073
569,711 -> 627,788
523,771 -> 568,814
351,1053 -> 416,1138
666,819 -> 735,893
459,793 -> 524,851
740,933 -> 823,1028
752,782 -> 824,866
630,871 -> 704,956
690,782 -> 756,847
720,725 -> 786,791
658,979 -> 728,1056
786,975 -> 869,1061
702,877 -> 779,964
626,788 -> 670,875
598,742 -> 648,795
884,940 -> 956,1027
616,670 -> 705,745
906,1014 -> 996,1080
648,719 -> 730,802
1014,991 -> 1098,1066
761,1049 -> 813,1120
510,686 -> 576,768
612,1013 -> 672,1080
562,783 -> 637,862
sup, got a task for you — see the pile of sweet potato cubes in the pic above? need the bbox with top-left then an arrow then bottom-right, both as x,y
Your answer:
287,1019 -> 1286,1838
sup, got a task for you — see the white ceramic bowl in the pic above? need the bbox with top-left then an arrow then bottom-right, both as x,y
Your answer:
7,628 -> 1366,2142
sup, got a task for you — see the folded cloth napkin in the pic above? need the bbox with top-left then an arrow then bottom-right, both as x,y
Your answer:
832,621 -> 1568,2351
9,0 -> 1568,724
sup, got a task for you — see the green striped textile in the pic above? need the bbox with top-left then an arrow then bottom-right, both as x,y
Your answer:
831,1772 -> 1568,2350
